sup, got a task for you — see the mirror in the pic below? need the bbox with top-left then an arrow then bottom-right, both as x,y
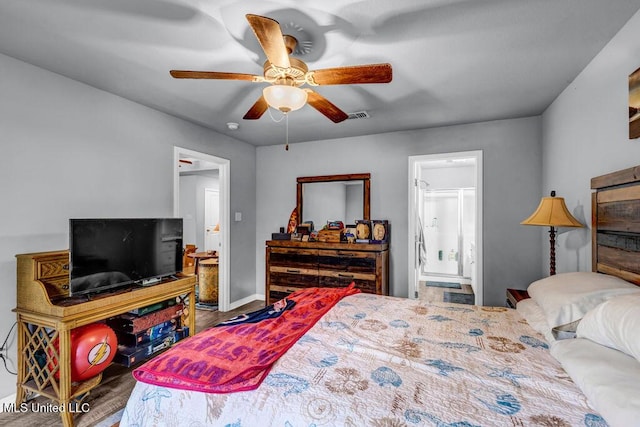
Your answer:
297,173 -> 370,227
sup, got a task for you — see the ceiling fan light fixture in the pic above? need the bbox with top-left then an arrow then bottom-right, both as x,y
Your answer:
263,85 -> 307,113
170,14 -> 391,122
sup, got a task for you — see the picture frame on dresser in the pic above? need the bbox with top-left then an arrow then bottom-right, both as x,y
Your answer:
295,223 -> 312,235
355,219 -> 372,242
371,220 -> 389,243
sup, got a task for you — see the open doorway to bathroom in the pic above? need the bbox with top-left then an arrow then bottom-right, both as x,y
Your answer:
174,147 -> 231,312
408,151 -> 483,305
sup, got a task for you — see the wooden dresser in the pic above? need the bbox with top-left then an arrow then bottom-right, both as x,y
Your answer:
14,250 -> 196,427
265,240 -> 389,304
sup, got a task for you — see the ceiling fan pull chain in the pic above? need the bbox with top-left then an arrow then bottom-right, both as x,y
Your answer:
267,107 -> 285,123
285,113 -> 289,151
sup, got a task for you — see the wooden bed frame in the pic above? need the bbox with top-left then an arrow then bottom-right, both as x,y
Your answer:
591,164 -> 640,285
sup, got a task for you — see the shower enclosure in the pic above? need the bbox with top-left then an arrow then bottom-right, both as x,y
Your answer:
421,188 -> 475,279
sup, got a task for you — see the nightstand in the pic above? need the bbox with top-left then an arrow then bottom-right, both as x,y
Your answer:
506,288 -> 530,308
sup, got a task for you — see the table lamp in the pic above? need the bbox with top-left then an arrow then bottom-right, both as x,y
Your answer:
521,190 -> 584,275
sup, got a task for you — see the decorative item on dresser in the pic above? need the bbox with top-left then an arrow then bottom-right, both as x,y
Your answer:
13,250 -> 196,427
265,240 -> 389,304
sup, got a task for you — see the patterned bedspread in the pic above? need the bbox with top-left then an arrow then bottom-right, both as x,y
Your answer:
120,294 -> 606,426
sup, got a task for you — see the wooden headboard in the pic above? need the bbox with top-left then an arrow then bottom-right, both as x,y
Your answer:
591,164 -> 640,285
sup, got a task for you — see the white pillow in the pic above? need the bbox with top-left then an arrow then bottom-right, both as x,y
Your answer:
551,337 -> 640,427
577,293 -> 640,361
527,272 -> 640,328
516,298 -> 555,343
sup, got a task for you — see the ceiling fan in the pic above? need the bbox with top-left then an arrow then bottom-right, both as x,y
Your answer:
170,14 -> 392,123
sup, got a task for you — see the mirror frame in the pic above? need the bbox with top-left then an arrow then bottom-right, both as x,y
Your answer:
297,173 -> 371,225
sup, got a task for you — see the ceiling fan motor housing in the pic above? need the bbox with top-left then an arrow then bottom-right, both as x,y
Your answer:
263,58 -> 308,87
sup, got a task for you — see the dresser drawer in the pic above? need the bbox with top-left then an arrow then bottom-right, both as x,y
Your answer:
33,255 -> 70,299
268,247 -> 318,269
318,250 -> 376,273
42,277 -> 70,299
269,266 -> 318,289
35,256 -> 69,280
318,270 -> 377,294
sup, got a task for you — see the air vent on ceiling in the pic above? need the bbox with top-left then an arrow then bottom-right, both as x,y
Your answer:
347,111 -> 370,120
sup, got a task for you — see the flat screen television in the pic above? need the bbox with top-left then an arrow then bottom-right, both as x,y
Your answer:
69,218 -> 183,296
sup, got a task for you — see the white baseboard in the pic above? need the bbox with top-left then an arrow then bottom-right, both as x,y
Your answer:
228,294 -> 264,311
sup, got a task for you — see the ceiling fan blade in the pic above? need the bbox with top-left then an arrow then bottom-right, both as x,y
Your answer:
246,14 -> 291,69
308,63 -> 393,85
305,89 -> 349,123
170,70 -> 263,82
243,95 -> 269,120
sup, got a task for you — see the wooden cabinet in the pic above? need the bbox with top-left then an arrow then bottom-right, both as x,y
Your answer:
14,250 -> 196,427
265,240 -> 389,304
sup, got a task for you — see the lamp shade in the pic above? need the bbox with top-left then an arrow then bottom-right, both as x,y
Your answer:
521,195 -> 583,227
263,85 -> 307,113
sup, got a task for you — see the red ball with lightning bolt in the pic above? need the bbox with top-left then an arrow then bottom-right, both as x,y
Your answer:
50,323 -> 118,382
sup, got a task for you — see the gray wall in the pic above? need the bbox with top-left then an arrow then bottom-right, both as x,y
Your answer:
542,9 -> 640,276
0,53 -> 257,398
256,116 -> 544,305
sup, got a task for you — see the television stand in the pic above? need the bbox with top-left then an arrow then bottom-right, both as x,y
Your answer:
14,250 -> 197,427
140,276 -> 162,286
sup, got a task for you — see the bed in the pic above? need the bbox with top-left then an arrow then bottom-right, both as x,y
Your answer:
120,165 -> 640,427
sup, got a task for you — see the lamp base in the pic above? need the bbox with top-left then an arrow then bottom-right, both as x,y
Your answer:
549,226 -> 556,276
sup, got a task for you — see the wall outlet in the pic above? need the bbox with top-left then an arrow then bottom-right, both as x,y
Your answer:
235,212 -> 242,222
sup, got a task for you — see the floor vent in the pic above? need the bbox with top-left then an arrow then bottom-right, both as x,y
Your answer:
347,111 -> 370,120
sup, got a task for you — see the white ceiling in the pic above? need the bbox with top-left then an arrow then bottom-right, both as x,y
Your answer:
2,0 -> 639,147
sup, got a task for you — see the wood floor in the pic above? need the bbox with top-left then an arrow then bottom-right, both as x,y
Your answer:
0,300 -> 265,427
194,300 -> 265,333
418,280 -> 475,304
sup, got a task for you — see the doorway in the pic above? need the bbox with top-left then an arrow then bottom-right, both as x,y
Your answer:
204,188 -> 220,252
174,147 -> 230,312
421,188 -> 475,278
408,151 -> 483,305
